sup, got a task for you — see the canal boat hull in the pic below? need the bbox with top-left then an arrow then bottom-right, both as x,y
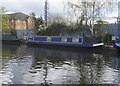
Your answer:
1,34 -> 21,43
27,36 -> 104,48
27,41 -> 104,48
115,43 -> 120,51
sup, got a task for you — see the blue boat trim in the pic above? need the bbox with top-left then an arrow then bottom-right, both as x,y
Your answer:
115,37 -> 120,48
115,43 -> 120,48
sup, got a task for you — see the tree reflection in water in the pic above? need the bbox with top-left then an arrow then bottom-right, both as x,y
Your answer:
1,44 -> 120,84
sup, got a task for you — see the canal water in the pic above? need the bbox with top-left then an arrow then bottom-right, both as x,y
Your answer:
1,44 -> 120,84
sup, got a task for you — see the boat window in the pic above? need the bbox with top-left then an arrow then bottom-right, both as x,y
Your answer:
34,36 -> 47,41
52,37 -> 61,42
67,38 -> 72,42
79,38 -> 83,43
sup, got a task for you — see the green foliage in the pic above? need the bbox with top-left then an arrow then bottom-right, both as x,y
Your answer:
45,22 -> 67,36
75,22 -> 89,30
10,28 -> 17,35
98,32 -> 112,44
104,32 -> 112,44
29,12 -> 45,35
96,20 -> 105,28
94,20 -> 106,34
98,33 -> 105,42
65,25 -> 76,34
0,6 -> 10,33
37,21 -> 91,36
0,6 -> 8,13
35,17 -> 44,30
34,17 -> 45,35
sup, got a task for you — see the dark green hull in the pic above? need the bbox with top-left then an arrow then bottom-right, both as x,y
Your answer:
1,34 -> 20,43
2,39 -> 20,42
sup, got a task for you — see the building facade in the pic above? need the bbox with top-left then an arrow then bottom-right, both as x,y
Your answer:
8,12 -> 35,39
9,12 -> 34,30
101,24 -> 119,37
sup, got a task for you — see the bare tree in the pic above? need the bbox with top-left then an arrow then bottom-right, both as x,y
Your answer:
64,0 -> 117,34
48,13 -> 65,25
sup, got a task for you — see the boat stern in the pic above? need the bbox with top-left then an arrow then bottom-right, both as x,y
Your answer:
93,43 -> 104,47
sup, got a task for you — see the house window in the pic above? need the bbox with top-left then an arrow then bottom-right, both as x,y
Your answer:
12,26 -> 14,28
12,20 -> 14,22
7,26 -> 10,29
17,26 -> 20,29
18,20 -> 20,23
24,26 -> 26,29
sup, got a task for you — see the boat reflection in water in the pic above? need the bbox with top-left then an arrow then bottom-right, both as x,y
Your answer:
1,44 -> 120,84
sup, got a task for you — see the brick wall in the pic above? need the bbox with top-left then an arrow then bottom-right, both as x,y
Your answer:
28,17 -> 34,29
10,17 -> 34,30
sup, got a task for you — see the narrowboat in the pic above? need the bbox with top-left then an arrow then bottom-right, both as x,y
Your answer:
27,36 -> 104,48
1,34 -> 20,42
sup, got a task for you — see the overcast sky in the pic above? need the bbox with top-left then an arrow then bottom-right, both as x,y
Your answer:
1,0 -> 119,23
2,0 -> 65,18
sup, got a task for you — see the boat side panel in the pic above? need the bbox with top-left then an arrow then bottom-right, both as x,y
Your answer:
27,41 -> 103,47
